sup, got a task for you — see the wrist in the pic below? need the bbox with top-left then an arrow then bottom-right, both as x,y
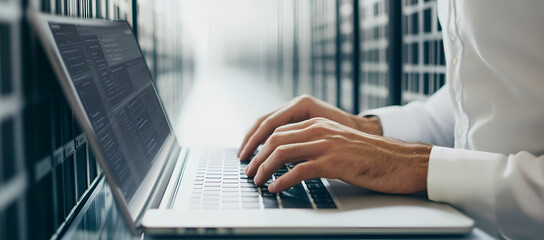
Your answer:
402,143 -> 432,193
355,115 -> 383,136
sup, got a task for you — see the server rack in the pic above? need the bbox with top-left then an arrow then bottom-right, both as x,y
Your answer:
278,0 -> 296,98
337,0 -> 358,113
310,0 -> 337,105
0,0 -> 193,239
276,0 -> 445,112
294,0 -> 313,96
0,1 -> 26,239
358,0 -> 402,112
401,0 -> 446,103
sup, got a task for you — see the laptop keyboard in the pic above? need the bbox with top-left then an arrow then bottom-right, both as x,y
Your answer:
189,149 -> 337,210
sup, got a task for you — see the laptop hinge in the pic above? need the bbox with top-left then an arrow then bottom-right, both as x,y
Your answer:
146,145 -> 182,209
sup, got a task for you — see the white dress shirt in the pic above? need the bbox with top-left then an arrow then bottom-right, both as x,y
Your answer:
364,0 -> 544,238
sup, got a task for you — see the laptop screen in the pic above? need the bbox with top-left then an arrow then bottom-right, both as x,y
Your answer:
49,21 -> 171,202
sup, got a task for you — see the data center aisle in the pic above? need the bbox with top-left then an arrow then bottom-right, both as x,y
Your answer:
175,67 -> 289,148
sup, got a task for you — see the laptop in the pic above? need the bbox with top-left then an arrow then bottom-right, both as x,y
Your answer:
29,12 -> 474,237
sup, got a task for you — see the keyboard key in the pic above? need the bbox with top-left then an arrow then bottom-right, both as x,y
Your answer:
205,176 -> 221,179
223,180 -> 239,184
261,191 -> 274,197
202,204 -> 219,209
243,179 -> 254,184
221,192 -> 239,196
308,188 -> 328,194
202,199 -> 220,204
241,192 -> 259,197
263,196 -> 279,208
315,202 -> 336,209
310,193 -> 331,199
241,195 -> 259,201
203,191 -> 220,195
304,178 -> 321,184
192,189 -> 202,193
241,188 -> 257,192
280,184 -> 312,209
313,195 -> 333,202
222,199 -> 240,204
306,183 -> 323,189
222,188 -> 239,192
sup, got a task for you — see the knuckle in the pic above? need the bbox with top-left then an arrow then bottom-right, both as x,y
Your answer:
297,94 -> 315,104
273,125 -> 285,134
267,133 -> 281,146
310,122 -> 330,134
292,164 -> 309,178
260,118 -> 271,128
310,116 -> 327,123
273,176 -> 284,186
327,134 -> 346,142
274,145 -> 289,158
319,138 -> 334,149
258,164 -> 267,175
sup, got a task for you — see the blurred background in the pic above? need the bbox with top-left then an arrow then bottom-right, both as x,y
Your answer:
0,0 -> 445,239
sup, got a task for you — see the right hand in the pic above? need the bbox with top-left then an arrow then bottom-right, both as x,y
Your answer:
238,94 -> 382,161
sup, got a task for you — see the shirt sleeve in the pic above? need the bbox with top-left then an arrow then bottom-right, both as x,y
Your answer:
361,86 -> 544,238
361,85 -> 455,147
428,147 -> 544,239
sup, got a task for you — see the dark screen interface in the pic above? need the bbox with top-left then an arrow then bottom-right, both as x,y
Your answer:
50,22 -> 170,202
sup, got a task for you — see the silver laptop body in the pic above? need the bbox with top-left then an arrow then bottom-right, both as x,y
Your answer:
29,12 -> 474,237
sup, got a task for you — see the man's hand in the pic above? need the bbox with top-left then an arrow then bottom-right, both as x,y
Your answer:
244,117 -> 432,194
238,94 -> 382,161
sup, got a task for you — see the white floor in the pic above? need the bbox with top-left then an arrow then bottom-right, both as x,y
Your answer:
174,68 -> 289,148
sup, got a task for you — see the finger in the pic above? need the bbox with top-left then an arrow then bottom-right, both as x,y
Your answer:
238,113 -> 271,158
268,162 -> 322,193
253,140 -> 326,186
239,96 -> 314,161
245,128 -> 318,177
273,117 -> 330,134
238,108 -> 292,161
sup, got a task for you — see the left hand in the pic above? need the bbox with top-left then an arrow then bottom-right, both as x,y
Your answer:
244,117 -> 432,194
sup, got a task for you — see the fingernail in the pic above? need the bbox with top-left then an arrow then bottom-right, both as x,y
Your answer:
244,165 -> 250,175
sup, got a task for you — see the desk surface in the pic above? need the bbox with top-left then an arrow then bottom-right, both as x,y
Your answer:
60,68 -> 495,240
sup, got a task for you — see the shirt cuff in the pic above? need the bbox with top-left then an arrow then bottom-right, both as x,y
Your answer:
362,105 -> 420,141
427,146 -> 506,229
